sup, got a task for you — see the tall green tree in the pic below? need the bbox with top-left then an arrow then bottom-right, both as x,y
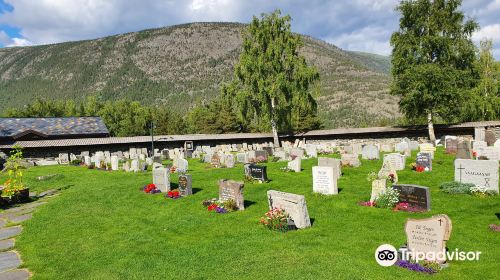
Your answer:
224,10 -> 320,146
463,39 -> 500,120
390,0 -> 478,143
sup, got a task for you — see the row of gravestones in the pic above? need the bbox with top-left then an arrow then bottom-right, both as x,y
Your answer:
445,138 -> 500,161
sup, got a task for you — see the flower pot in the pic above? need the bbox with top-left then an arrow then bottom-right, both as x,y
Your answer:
11,188 -> 30,204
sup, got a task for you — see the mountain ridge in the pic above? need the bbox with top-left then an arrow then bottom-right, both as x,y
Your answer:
0,22 -> 400,128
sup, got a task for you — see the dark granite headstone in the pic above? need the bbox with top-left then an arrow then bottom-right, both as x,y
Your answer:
245,164 -> 268,182
392,184 -> 430,211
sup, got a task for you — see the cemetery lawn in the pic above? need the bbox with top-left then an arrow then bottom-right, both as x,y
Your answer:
2,148 -> 499,279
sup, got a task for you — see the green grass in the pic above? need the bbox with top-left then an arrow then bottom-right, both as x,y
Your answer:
1,148 -> 499,279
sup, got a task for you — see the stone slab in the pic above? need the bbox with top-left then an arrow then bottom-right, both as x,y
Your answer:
0,227 -> 22,241
0,251 -> 21,272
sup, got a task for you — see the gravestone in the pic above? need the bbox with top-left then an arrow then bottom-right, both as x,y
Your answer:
416,152 -> 432,171
495,139 -> 500,147
245,164 -> 268,182
419,143 -> 436,159
247,151 -> 256,162
409,141 -> 419,151
130,159 -> 140,172
370,179 -> 387,202
84,156 -> 91,166
267,190 -> 311,229
273,151 -> 289,161
378,160 -> 398,183
485,129 -> 496,146
445,138 -> 458,154
58,153 -> 69,165
203,153 -> 213,163
211,153 -> 221,168
395,142 -> 409,153
380,144 -> 393,153
383,153 -> 405,171
263,147 -> 274,156
290,148 -> 305,159
318,157 -> 341,178
111,155 -> 119,171
176,158 -> 188,173
255,150 -> 268,161
352,143 -> 362,155
287,157 -> 301,172
474,127 -> 485,141
392,184 -> 431,211
153,166 -> 170,192
454,159 -> 499,193
361,144 -> 379,160
225,154 -> 235,168
404,215 -> 452,263
184,141 -> 194,151
478,147 -> 500,161
218,179 -> 244,210
312,166 -> 338,195
456,140 -> 473,159
473,140 -> 487,154
178,174 -> 192,196
123,161 -> 130,172
305,145 -> 318,158
236,153 -> 248,163
341,153 -> 361,167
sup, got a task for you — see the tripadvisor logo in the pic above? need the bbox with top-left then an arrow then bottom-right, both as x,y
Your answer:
375,244 -> 482,266
375,244 -> 398,267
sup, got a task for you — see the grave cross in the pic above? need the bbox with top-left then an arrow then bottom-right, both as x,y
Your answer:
457,164 -> 465,182
438,218 -> 443,226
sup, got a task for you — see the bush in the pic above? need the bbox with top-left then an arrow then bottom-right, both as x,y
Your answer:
439,181 -> 475,194
375,187 -> 400,209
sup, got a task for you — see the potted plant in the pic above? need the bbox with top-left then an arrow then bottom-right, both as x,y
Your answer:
1,146 -> 30,206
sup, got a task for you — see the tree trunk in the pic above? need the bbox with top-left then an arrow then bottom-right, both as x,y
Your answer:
270,98 -> 280,147
427,112 -> 436,145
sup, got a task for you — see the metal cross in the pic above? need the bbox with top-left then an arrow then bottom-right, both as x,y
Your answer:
438,218 -> 443,226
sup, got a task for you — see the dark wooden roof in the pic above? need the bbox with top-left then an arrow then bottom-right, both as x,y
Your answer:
0,117 -> 109,139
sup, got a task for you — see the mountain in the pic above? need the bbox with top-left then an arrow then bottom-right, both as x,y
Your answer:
0,22 -> 400,128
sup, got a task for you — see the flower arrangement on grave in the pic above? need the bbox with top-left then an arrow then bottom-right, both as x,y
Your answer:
202,199 -> 237,214
70,159 -> 83,166
374,187 -> 400,209
392,202 -> 426,213
410,162 -> 417,170
279,166 -> 293,172
142,183 -> 161,194
166,190 -> 180,199
488,224 -> 500,232
259,207 -> 290,232
469,185 -> 496,197
472,151 -> 477,158
395,260 -> 439,274
170,166 -> 177,173
1,146 -> 28,199
87,163 -> 95,169
255,156 -> 267,163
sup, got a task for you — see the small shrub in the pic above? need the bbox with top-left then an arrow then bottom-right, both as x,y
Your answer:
439,181 -> 474,194
70,159 -> 82,165
375,187 -> 400,209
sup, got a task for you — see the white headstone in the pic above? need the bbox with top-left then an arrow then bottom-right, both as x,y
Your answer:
312,166 -> 338,195
361,144 -> 379,160
267,190 -> 311,229
383,153 -> 406,171
454,159 -> 499,193
287,157 -> 301,172
111,155 -> 119,171
153,166 -> 170,192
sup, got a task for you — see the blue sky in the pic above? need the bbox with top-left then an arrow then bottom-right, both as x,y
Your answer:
0,0 -> 499,58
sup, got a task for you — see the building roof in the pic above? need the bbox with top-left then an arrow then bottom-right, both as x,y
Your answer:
0,117 -> 109,139
0,120 -> 498,149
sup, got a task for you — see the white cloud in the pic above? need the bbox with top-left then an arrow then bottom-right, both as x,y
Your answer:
0,0 -> 498,59
473,24 -> 500,42
0,30 -> 31,47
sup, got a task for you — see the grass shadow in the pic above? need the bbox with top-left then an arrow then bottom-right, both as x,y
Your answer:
192,188 -> 202,195
496,213 -> 500,220
244,200 -> 256,209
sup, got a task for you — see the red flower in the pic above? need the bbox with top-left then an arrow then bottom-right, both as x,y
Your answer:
473,151 -> 477,157
416,166 -> 425,172
207,204 -> 218,211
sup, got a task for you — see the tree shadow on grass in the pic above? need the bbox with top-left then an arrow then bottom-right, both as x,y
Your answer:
192,188 -> 202,195
244,200 -> 256,209
496,213 -> 500,220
